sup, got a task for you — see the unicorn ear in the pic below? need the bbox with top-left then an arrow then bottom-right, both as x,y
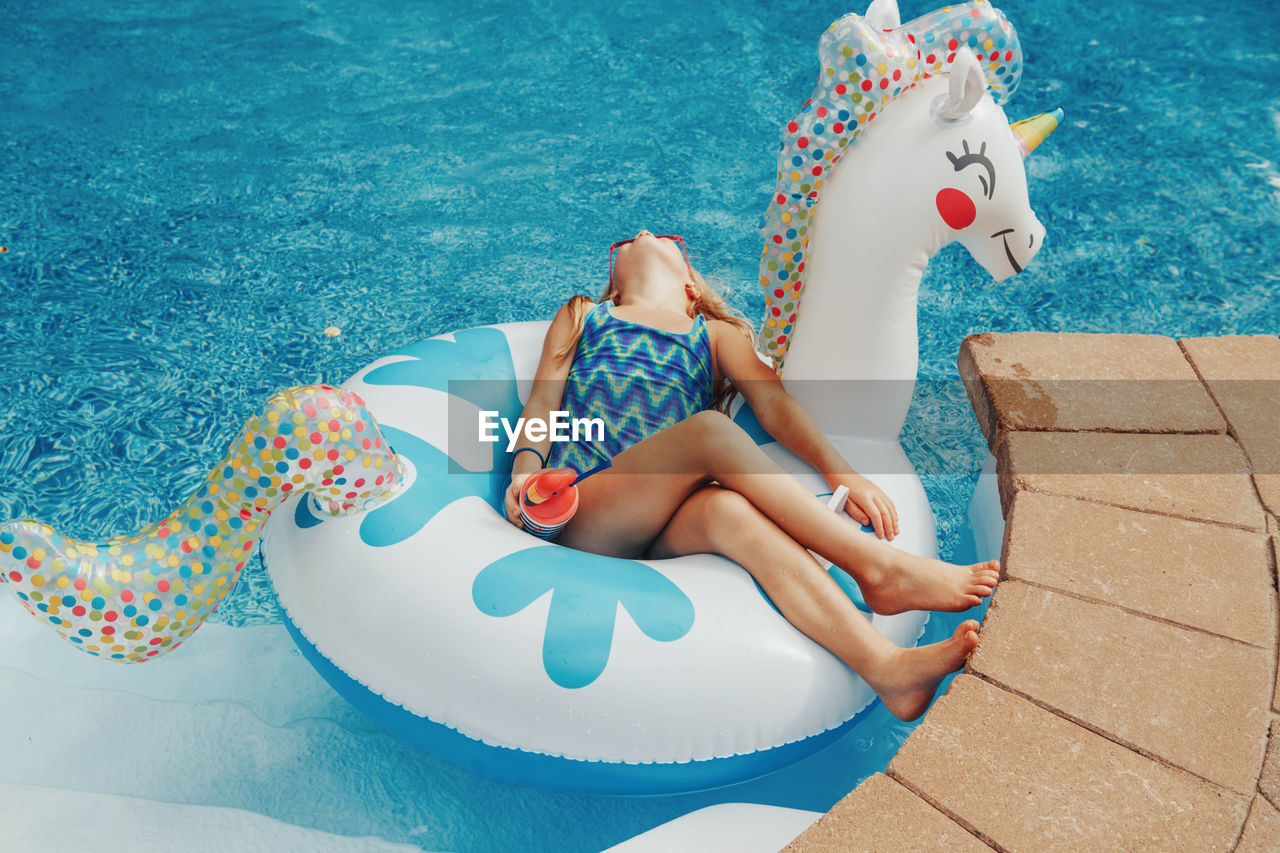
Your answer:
938,47 -> 988,120
864,0 -> 901,30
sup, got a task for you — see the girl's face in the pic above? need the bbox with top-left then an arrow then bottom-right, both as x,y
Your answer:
609,231 -> 691,295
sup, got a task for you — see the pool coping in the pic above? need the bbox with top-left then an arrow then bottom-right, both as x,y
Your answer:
784,332 -> 1280,852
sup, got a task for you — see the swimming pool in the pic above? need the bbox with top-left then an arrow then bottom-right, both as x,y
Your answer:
1,0 -> 1277,849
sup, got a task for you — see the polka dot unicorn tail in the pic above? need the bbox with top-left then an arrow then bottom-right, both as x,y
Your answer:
0,385 -> 405,662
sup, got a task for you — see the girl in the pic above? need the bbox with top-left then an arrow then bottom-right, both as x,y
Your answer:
504,231 -> 998,721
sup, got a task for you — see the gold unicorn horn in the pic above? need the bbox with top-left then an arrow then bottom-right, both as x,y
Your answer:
1010,108 -> 1064,158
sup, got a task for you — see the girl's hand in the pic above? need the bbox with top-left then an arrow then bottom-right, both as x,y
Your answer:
504,472 -> 532,529
830,473 -> 899,541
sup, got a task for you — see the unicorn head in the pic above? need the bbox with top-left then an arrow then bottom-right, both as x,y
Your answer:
756,0 -> 1062,437
928,46 -> 1062,283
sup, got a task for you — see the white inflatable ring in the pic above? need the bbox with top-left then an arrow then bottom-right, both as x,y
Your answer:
262,321 -> 933,795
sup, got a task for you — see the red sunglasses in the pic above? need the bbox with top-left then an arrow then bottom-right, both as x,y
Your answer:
607,234 -> 690,284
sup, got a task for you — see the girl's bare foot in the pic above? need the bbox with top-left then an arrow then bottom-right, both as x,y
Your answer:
867,620 -> 980,721
860,557 -> 999,616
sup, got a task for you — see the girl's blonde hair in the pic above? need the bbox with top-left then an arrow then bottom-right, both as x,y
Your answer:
552,266 -> 756,414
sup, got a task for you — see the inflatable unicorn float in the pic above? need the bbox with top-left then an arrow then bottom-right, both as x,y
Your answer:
0,0 -> 1058,795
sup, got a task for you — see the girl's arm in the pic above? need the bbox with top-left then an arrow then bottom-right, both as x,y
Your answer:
503,301 -> 581,526
712,322 -> 900,540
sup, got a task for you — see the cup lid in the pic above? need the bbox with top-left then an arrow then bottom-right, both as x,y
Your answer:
520,470 -> 580,526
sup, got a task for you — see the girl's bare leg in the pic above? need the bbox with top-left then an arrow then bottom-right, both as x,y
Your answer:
643,484 -> 979,721
556,410 -> 997,614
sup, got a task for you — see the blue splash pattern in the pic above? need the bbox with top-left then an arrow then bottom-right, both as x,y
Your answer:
364,327 -> 523,403
355,325 -> 522,542
472,545 -> 695,689
365,426 -> 500,546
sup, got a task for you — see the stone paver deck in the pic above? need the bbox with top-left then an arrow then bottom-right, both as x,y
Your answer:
785,333 -> 1280,852
997,431 -> 1263,529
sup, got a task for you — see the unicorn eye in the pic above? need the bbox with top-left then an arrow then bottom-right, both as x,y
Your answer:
946,140 -> 996,199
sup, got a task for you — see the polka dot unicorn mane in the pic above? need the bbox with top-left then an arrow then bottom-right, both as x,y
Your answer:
756,0 -> 1061,440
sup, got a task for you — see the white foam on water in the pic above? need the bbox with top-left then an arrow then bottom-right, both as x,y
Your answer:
0,595 -> 452,849
600,803 -> 822,853
0,783 -> 424,853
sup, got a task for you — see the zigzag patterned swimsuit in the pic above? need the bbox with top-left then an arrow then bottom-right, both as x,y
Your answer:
546,299 -> 714,473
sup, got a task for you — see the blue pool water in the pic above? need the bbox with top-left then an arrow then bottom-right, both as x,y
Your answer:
1,0 -> 1277,849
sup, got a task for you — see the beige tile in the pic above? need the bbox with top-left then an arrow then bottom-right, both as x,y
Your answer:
889,675 -> 1245,852
1261,718 -> 1280,810
1181,336 -> 1280,475
969,581 -> 1271,794
1256,474 -> 1280,518
959,332 -> 1225,447
784,773 -> 992,852
996,432 -> 1263,529
1237,795 -> 1280,853
1004,491 -> 1274,646
1180,335 -> 1280,381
